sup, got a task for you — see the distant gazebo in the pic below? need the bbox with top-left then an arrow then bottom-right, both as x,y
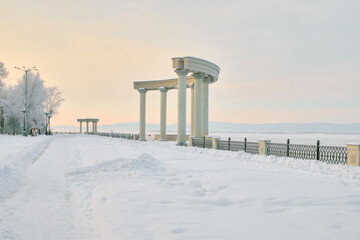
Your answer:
77,118 -> 99,134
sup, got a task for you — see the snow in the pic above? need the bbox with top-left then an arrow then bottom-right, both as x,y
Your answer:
1,134 -> 360,239
0,135 -> 53,201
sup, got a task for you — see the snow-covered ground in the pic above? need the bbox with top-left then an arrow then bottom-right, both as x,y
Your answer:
1,134 -> 360,239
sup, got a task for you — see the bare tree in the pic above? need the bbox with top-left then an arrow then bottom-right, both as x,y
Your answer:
45,87 -> 64,116
45,87 -> 64,134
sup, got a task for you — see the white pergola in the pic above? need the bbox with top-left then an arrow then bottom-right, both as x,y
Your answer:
133,56 -> 220,146
77,118 -> 99,134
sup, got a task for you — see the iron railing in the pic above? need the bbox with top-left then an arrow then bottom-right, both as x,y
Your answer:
289,143 -> 317,160
246,141 -> 260,154
194,137 -> 259,154
92,132 -> 139,140
268,142 -> 288,157
319,145 -> 347,164
191,137 -> 348,165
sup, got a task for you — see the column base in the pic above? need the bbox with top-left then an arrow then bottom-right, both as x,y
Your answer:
176,141 -> 188,146
139,138 -> 146,141
159,139 -> 167,141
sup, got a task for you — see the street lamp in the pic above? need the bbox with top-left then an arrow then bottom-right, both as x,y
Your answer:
44,111 -> 49,135
14,66 -> 37,136
44,111 -> 52,135
48,110 -> 53,135
20,106 -> 28,136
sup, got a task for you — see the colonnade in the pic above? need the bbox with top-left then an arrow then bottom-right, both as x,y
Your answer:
133,56 -> 220,146
77,118 -> 99,134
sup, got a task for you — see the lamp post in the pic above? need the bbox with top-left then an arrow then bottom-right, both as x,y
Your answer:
45,111 -> 49,135
45,110 -> 52,135
48,111 -> 52,135
20,107 -> 28,136
14,66 -> 37,136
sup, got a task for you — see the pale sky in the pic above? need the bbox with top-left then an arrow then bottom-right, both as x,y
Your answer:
1,0 -> 359,126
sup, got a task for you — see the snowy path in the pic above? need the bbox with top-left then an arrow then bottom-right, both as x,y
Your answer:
1,135 -> 360,239
0,136 -> 81,239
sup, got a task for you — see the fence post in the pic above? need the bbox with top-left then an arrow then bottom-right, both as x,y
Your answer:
189,136 -> 194,147
244,138 -> 247,152
259,140 -> 271,155
316,140 -> 320,160
287,139 -> 290,157
228,137 -> 231,151
347,143 -> 360,166
212,137 -> 219,149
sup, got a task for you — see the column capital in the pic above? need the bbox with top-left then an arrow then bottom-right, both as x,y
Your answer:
188,83 -> 194,88
192,72 -> 204,80
138,88 -> 147,93
175,69 -> 189,76
159,87 -> 168,93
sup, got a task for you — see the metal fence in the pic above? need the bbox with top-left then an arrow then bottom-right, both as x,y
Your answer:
53,132 -> 78,134
268,142 -> 288,157
192,138 -> 213,148
270,139 -> 347,164
55,132 -> 348,165
55,131 -> 140,140
319,145 -> 347,164
93,132 -> 140,140
191,137 -> 348,165
194,137 -> 259,154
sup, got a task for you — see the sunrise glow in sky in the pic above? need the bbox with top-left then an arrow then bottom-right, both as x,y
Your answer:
1,0 -> 359,126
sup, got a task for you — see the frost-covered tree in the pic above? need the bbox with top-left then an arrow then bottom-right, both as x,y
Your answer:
0,62 -> 64,135
45,87 -> 64,116
0,61 -> 9,133
0,85 -> 22,134
45,87 -> 64,134
12,72 -> 47,134
0,61 -> 8,89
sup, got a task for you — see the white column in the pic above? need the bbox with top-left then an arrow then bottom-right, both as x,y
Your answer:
159,87 -> 168,141
80,121 -> 82,133
86,121 -> 89,134
202,77 -> 210,136
95,122 -> 97,133
92,121 -> 95,133
190,83 -> 195,136
138,88 -> 147,141
193,72 -> 204,138
175,69 -> 189,146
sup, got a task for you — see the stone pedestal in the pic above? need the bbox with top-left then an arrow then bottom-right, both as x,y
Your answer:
189,136 -> 194,147
212,137 -> 220,149
259,140 -> 271,155
347,144 -> 360,166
